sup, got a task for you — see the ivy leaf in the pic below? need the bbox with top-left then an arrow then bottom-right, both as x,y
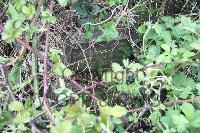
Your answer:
9,101 -> 24,112
97,21 -> 119,42
57,0 -> 69,7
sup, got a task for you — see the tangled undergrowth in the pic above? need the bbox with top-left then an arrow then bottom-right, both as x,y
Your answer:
0,0 -> 200,132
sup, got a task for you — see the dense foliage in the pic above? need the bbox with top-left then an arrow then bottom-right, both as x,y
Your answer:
0,0 -> 200,132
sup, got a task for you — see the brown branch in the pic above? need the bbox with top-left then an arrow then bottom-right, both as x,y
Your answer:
42,0 -> 55,124
0,64 -> 17,101
43,100 -> 56,124
42,22 -> 50,101
128,98 -> 200,113
67,78 -> 100,101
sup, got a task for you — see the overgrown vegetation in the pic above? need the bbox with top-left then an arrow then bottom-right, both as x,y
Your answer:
0,0 -> 200,132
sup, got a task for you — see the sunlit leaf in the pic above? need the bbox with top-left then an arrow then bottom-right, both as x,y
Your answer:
9,101 -> 24,112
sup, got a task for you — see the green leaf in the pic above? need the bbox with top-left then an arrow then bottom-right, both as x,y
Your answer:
172,114 -> 189,132
51,120 -> 72,133
108,0 -> 122,6
24,24 -> 42,39
112,63 -> 123,73
15,110 -> 31,124
183,51 -> 195,59
99,104 -> 127,118
9,101 -> 24,112
137,24 -> 146,34
161,44 -> 170,53
0,56 -> 10,63
190,42 -> 200,51
2,19 -> 24,42
63,101 -> 86,117
181,16 -> 192,26
190,111 -> 200,127
54,78 -> 74,101
148,45 -> 161,57
122,59 -> 129,68
84,25 -> 94,38
172,72 -> 186,88
7,4 -> 19,18
57,0 -> 69,7
161,109 -> 180,128
129,63 -> 143,72
97,21 -> 119,42
22,4 -> 35,19
14,0 -> 26,11
154,22 -> 163,35
8,62 -> 21,83
111,105 -> 127,117
137,71 -> 145,81
52,62 -> 73,77
12,78 -> 32,90
0,112 -> 11,130
180,103 -> 195,120
179,87 -> 192,99
41,8 -> 56,24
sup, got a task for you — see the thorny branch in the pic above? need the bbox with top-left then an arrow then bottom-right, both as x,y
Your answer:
42,0 -> 55,124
